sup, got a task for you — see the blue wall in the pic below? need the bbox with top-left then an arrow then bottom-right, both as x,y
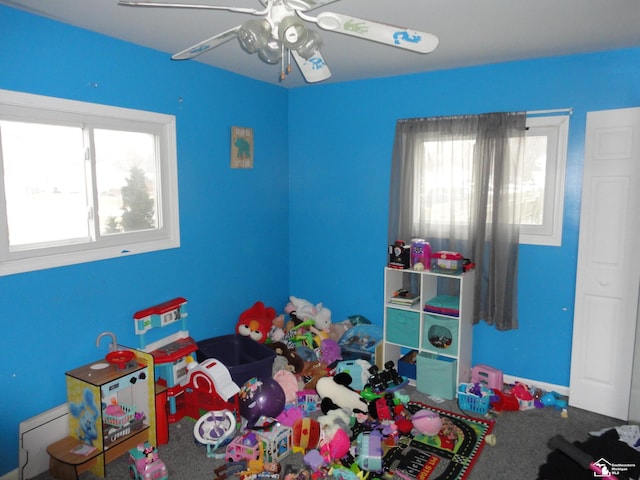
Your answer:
0,6 -> 289,475
1,3 -> 639,476
288,47 -> 640,389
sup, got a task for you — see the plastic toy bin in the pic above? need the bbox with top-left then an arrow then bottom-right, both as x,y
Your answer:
196,334 -> 276,387
416,352 -> 457,400
385,309 -> 420,348
397,351 -> 418,380
421,315 -> 459,355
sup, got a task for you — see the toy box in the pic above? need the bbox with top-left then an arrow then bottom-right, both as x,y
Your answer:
256,423 -> 293,462
416,352 -> 457,400
458,383 -> 493,415
422,314 -> 459,355
397,351 -> 418,380
385,310 -> 420,349
335,359 -> 369,390
196,334 -> 276,387
430,251 -> 464,275
338,324 -> 383,363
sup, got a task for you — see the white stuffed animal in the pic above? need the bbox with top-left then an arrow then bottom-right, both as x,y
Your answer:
317,408 -> 351,441
315,373 -> 368,415
287,296 -> 320,321
312,306 -> 332,332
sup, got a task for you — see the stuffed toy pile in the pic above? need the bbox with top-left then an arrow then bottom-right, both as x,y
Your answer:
227,297 -> 416,480
235,296 -> 355,391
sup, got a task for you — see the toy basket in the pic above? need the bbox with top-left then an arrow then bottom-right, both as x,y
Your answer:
103,403 -> 136,427
457,383 -> 492,415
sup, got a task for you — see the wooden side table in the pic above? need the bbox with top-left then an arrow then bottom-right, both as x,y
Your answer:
47,436 -> 102,480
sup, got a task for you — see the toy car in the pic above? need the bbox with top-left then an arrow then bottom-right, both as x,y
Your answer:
128,441 -> 168,480
225,432 -> 262,463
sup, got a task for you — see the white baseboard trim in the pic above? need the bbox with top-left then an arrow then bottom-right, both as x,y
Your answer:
0,469 -> 18,480
503,374 -> 569,397
407,374 -> 568,397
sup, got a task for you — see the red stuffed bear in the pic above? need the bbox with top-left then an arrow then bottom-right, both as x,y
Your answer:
236,301 -> 276,343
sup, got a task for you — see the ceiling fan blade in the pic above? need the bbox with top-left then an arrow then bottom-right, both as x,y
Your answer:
283,0 -> 342,11
291,50 -> 331,83
172,26 -> 241,60
118,0 -> 269,15
298,11 -> 438,53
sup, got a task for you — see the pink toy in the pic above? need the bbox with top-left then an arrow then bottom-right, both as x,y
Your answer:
412,409 -> 442,436
273,369 -> 299,404
471,364 -> 504,391
128,441 -> 168,480
276,405 -> 304,427
321,428 -> 350,461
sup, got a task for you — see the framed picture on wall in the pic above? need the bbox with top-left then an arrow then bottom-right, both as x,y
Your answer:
230,126 -> 254,169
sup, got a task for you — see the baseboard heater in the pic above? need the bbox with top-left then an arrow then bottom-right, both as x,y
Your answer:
18,403 -> 69,480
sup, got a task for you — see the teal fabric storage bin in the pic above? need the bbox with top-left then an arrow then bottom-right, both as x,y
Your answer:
422,315 -> 459,355
416,352 -> 457,400
385,308 -> 420,348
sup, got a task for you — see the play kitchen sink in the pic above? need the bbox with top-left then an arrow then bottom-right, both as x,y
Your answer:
96,331 -> 136,369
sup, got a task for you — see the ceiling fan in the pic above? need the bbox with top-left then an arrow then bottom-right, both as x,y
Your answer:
118,0 -> 439,83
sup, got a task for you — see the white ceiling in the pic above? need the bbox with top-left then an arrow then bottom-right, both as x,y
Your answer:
3,0 -> 640,88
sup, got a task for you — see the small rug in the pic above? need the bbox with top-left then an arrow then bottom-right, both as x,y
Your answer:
383,401 -> 495,480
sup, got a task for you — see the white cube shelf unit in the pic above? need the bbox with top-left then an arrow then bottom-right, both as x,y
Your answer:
382,266 -> 475,399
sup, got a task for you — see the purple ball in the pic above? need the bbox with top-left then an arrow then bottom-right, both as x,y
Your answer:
239,377 -> 286,427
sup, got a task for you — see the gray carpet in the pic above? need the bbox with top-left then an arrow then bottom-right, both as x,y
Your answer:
34,386 -> 628,480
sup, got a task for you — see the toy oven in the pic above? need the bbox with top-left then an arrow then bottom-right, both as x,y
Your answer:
156,357 -> 189,387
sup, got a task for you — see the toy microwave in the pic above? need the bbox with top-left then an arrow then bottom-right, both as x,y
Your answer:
430,251 -> 464,274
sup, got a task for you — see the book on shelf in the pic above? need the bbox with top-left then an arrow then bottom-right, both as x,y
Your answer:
390,289 -> 420,306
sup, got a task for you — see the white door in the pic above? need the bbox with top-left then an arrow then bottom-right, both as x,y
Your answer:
569,107 -> 640,420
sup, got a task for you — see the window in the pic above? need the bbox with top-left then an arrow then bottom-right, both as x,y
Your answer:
0,89 -> 180,276
420,114 -> 568,247
519,115 -> 568,246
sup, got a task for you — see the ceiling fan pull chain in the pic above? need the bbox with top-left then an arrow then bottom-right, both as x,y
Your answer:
280,47 -> 287,81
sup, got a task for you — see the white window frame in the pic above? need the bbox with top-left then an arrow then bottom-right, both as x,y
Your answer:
520,115 -> 569,247
0,89 -> 180,276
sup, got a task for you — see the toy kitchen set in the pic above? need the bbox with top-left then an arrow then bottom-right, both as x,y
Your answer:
133,297 -> 198,423
53,297 -> 221,479
62,337 -> 157,478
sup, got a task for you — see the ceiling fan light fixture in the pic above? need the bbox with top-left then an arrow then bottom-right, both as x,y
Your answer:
295,29 -> 323,60
258,38 -> 284,64
278,16 -> 308,50
238,19 -> 271,54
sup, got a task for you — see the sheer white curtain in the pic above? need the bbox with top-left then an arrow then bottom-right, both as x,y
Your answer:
388,112 -> 526,330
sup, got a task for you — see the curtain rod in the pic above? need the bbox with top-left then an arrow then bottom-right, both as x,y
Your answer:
397,108 -> 573,124
527,108 -> 573,116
